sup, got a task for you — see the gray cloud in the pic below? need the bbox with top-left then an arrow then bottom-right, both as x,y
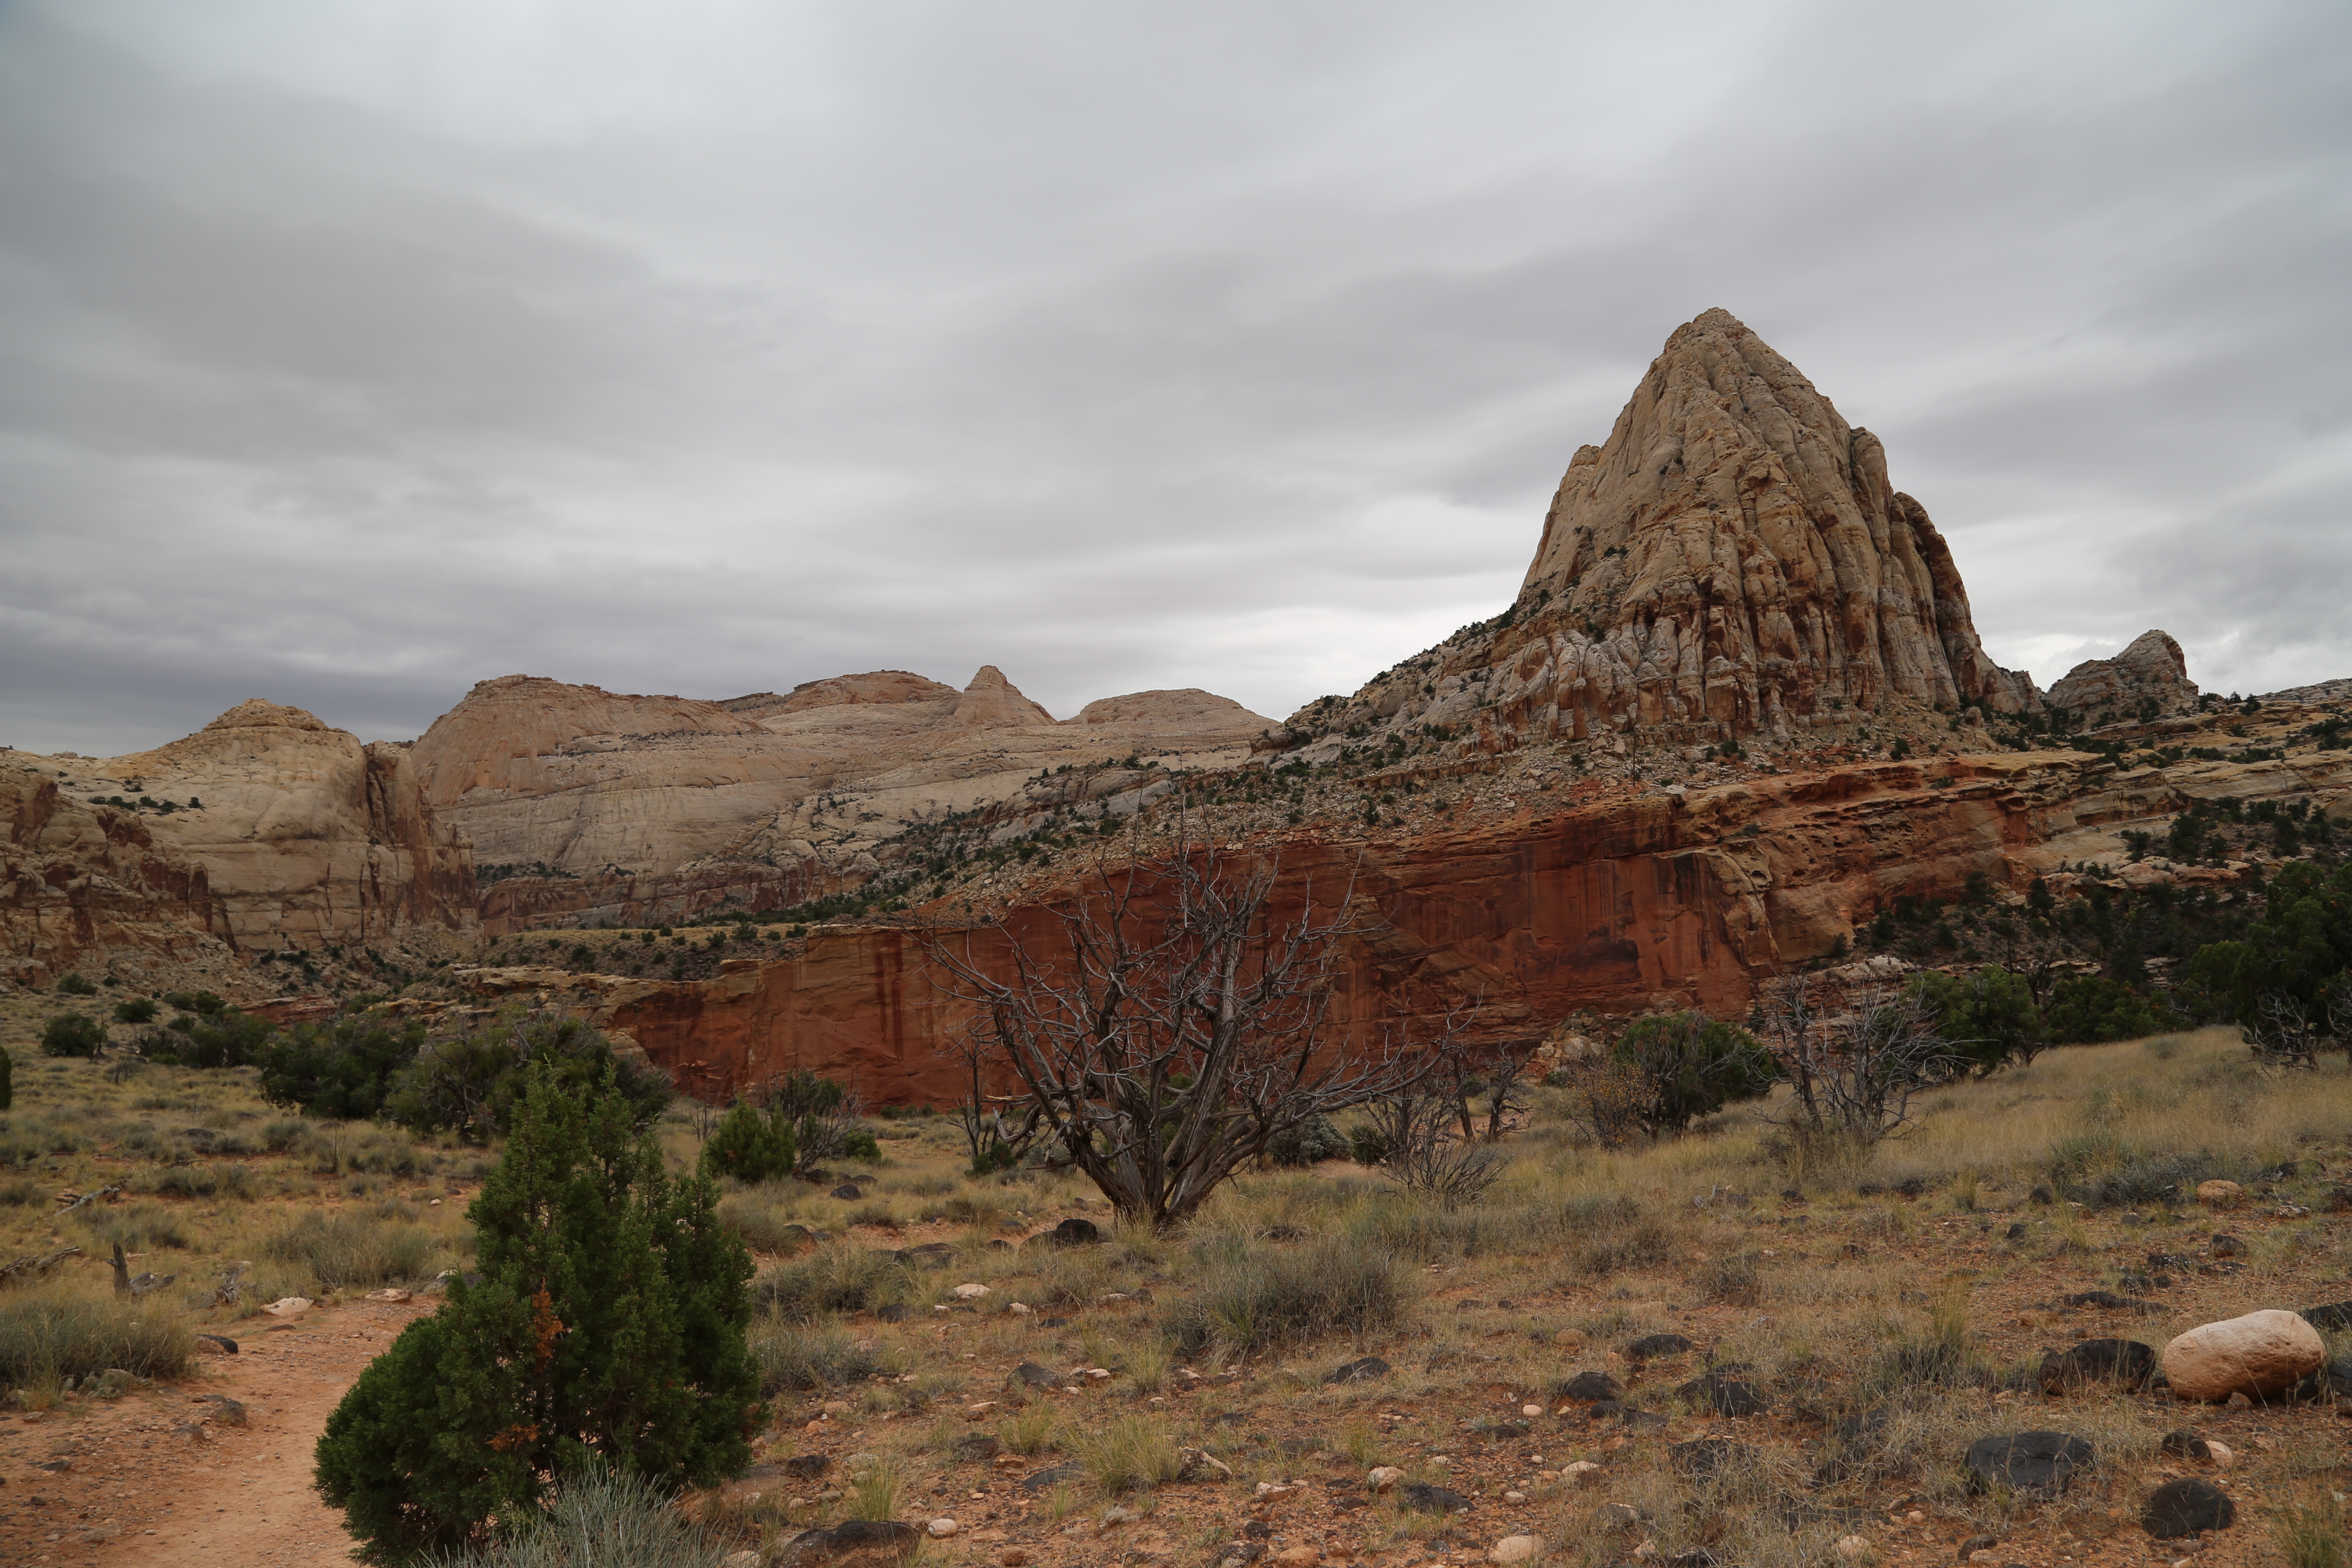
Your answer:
3,0 -> 2348,756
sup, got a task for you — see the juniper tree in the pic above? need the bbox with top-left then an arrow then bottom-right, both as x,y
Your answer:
314,1061 -> 761,1561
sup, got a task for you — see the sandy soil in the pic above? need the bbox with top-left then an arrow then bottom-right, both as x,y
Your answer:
0,1299 -> 426,1568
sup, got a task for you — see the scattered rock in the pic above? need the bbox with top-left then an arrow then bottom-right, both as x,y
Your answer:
1009,1362 -> 1066,1390
926,1519 -> 959,1538
1488,1534 -> 1545,1563
1324,1356 -> 1390,1385
773,1519 -> 925,1568
2158,1431 -> 2210,1461
199,1394 -> 247,1427
1625,1333 -> 1693,1362
1962,1432 -> 2094,1498
2062,1291 -> 2162,1315
832,1184 -> 864,1200
2037,1339 -> 2156,1393
950,1435 -> 1001,1464
1367,1467 -> 1406,1492
2004,1223 -> 2027,1240
951,1282 -> 992,1301
1555,1370 -> 1624,1403
2162,1310 -> 2325,1402
2300,1301 -> 2352,1333
1253,1480 -> 1299,1502
2208,1234 -> 2247,1259
1551,1329 -> 1587,1352
2195,1180 -> 2244,1209
1398,1482 -> 1472,1513
261,1296 -> 312,1318
1677,1373 -> 1767,1416
1020,1461 -> 1082,1493
2143,1477 -> 2235,1538
192,1334 -> 237,1354
1049,1217 -> 1102,1246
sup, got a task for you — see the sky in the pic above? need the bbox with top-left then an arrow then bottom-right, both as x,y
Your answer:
3,0 -> 2348,756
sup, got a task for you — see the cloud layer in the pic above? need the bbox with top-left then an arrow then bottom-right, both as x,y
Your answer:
4,0 -> 2348,755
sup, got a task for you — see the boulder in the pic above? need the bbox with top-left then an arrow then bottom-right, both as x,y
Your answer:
1048,1217 -> 1102,1246
1324,1357 -> 1390,1386
1554,1370 -> 1623,1403
2142,1477 -> 2235,1539
1677,1373 -> 1768,1416
1962,1432 -> 2094,1498
773,1520 -> 924,1568
2161,1310 -> 2324,1402
1625,1333 -> 1692,1362
2196,1180 -> 2245,1209
1488,1535 -> 1544,1564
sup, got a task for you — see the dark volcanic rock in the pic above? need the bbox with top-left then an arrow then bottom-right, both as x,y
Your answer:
1324,1356 -> 1390,1385
1626,1333 -> 1693,1362
1963,1432 -> 2094,1498
1668,1437 -> 1749,1481
1049,1217 -> 1102,1246
2300,1300 -> 2352,1333
2143,1477 -> 2235,1538
783,1453 -> 832,1479
1677,1373 -> 1769,1416
2037,1339 -> 2156,1393
1397,1482 -> 1472,1513
1555,1370 -> 1624,1403
774,1520 -> 923,1568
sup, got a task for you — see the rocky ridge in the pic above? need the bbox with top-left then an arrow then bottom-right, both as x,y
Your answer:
2045,630 -> 2201,721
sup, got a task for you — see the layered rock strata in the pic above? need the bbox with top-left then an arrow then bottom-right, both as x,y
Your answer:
409,667 -> 1274,931
2045,630 -> 2200,720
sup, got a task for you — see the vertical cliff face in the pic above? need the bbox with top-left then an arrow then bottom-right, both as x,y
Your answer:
1513,308 -> 2038,735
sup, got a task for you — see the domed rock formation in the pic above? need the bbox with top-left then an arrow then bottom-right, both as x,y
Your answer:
2045,630 -> 2200,721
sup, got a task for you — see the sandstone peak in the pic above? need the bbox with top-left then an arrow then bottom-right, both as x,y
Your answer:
2045,630 -> 2199,720
729,671 -> 963,717
1507,307 -> 2036,735
1073,689 -> 1264,727
202,699 -> 333,733
949,665 -> 1057,729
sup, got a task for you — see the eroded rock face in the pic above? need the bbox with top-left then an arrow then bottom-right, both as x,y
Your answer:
0,763 -> 230,986
1293,309 -> 2038,752
409,668 -> 1274,930
2162,1310 -> 2325,1402
93,701 -> 475,950
2045,631 -> 2200,721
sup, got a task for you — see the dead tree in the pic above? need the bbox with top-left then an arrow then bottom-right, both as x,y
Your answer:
1758,974 -> 1959,1148
927,837 -> 1457,1230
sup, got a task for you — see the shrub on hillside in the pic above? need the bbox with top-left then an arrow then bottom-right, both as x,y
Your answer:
1605,1012 -> 1779,1136
256,1012 -> 426,1121
1906,966 -> 2045,1072
40,1013 -> 105,1059
699,1099 -> 798,1184
2044,976 -> 2166,1044
111,997 -> 158,1026
385,1011 -> 668,1142
53,972 -> 97,996
1163,1236 -> 1407,1358
313,1063 -> 761,1560
1266,1113 -> 1350,1167
147,1008 -> 274,1069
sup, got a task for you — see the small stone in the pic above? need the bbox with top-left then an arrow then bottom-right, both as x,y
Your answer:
1502,1489 -> 1528,1503
2226,1391 -> 2252,1409
1559,1461 -> 1601,1485
1488,1534 -> 1544,1563
1083,1367 -> 1113,1384
2196,1179 -> 2245,1208
1272,1547 -> 1319,1568
1009,1302 -> 1034,1317
1049,1216 -> 1103,1246
772,1519 -> 925,1568
2204,1439 -> 2236,1468
1253,1480 -> 1299,1502
724,1553 -> 765,1568
952,1282 -> 992,1300
1834,1537 -> 1874,1563
1521,1403 -> 1543,1418
1962,1431 -> 2094,1498
1551,1329 -> 1587,1352
1554,1370 -> 1624,1403
1398,1482 -> 1472,1513
1624,1333 -> 1692,1361
998,1553 -> 1029,1568
261,1296 -> 312,1318
1325,1356 -> 1390,1385
1367,1466 -> 1406,1492
1595,1502 -> 1641,1528
927,1519 -> 959,1538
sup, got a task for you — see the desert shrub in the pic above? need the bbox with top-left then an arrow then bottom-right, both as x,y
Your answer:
314,1063 -> 761,1561
137,1163 -> 257,1201
264,1212 -> 441,1291
1905,967 -> 2045,1073
1338,1191 -> 1553,1262
1608,1012 -> 1779,1135
0,1283 -> 193,1387
67,1199 -> 190,1253
752,1246 -> 912,1320
418,1468 -> 731,1568
2044,976 -> 2166,1044
162,990 -> 227,1016
0,1179 -> 39,1207
715,1191 -> 811,1254
1559,1194 -> 1677,1277
40,1012 -> 105,1058
1266,1114 -> 1350,1168
385,1011 -> 669,1142
148,1008 -> 274,1069
700,1100 -> 797,1184
1072,1414 -> 1182,1494
1164,1236 -> 1406,1358
751,1320 -> 882,1392
112,997 -> 159,1025
256,1012 -> 426,1121
54,972 -> 97,996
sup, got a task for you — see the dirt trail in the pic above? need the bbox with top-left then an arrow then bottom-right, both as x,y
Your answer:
0,1300 -> 421,1568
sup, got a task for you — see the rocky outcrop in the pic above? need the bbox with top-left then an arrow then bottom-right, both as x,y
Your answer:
1292,309 -> 2039,756
409,668 -> 1275,931
588,750 -> 2161,1103
0,762 -> 231,987
69,701 -> 475,950
2045,631 -> 2200,721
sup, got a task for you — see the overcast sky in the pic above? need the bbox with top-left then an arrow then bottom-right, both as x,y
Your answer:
4,0 -> 2347,756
